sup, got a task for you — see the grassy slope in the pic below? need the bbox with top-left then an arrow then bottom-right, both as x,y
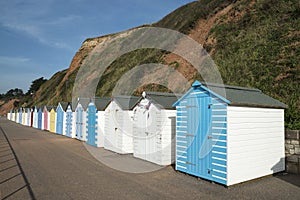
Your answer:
205,0 -> 300,128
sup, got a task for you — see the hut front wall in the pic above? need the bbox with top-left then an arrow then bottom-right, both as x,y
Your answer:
6,113 -> 10,120
226,106 -> 285,186
33,111 -> 38,128
104,102 -> 133,154
64,108 -> 73,137
75,106 -> 87,141
133,103 -> 176,166
22,111 -> 26,125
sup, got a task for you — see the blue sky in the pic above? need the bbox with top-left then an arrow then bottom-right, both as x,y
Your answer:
0,0 -> 195,94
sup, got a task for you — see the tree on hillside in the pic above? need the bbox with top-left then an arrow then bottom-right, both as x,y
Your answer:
5,88 -> 24,97
27,77 -> 47,95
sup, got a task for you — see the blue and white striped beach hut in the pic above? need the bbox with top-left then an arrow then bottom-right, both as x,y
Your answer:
56,102 -> 68,135
86,97 -> 110,147
74,98 -> 90,141
173,81 -> 287,186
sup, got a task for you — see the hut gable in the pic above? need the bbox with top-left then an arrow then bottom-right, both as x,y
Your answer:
143,92 -> 181,110
93,97 -> 111,111
113,96 -> 141,110
74,98 -> 90,111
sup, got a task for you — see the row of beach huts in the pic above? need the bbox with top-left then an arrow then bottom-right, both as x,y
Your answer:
6,81 -> 287,186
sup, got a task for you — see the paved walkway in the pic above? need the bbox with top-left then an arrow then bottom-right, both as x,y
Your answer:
0,117 -> 299,199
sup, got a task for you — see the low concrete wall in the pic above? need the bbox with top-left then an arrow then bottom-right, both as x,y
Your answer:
285,130 -> 300,174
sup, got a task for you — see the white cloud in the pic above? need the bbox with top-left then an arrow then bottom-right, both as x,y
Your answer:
0,56 -> 31,66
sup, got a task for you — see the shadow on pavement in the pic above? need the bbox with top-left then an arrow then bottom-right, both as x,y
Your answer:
274,172 -> 300,187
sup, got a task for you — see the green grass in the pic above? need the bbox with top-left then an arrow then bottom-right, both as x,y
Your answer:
206,0 -> 300,128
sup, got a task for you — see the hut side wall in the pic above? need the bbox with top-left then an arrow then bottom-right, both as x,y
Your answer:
97,111 -> 105,147
226,106 -> 285,186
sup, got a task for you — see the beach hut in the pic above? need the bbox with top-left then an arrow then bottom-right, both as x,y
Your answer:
23,108 -> 28,126
86,97 -> 110,147
7,110 -> 12,121
64,103 -> 74,138
22,108 -> 26,125
173,81 -> 287,186
56,102 -> 68,135
132,92 -> 179,166
75,98 -> 90,141
30,107 -> 34,127
14,109 -> 19,123
37,107 -> 43,129
6,110 -> 9,120
18,108 -> 22,124
10,110 -> 13,121
43,106 -> 51,130
49,107 -> 56,133
104,96 -> 140,154
25,108 -> 31,126
33,107 -> 39,128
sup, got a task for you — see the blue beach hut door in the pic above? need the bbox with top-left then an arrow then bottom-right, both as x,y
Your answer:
38,109 -> 42,129
87,104 -> 97,146
186,92 -> 212,179
65,107 -> 73,137
56,107 -> 63,134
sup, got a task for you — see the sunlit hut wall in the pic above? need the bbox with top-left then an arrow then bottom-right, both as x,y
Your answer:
104,96 -> 140,154
132,91 -> 180,166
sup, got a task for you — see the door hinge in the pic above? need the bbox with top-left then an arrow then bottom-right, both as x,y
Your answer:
185,161 -> 196,166
185,134 -> 195,137
185,105 -> 197,108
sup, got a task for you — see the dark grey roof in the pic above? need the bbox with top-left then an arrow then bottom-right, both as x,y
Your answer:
202,82 -> 287,109
145,92 -> 182,110
74,98 -> 91,111
57,102 -> 69,112
113,95 -> 141,110
93,97 -> 111,111
43,106 -> 54,112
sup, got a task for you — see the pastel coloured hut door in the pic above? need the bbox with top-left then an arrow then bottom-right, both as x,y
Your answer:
65,110 -> 73,137
44,110 -> 48,130
186,93 -> 212,179
145,105 -> 159,163
76,107 -> 83,140
30,111 -> 34,127
50,110 -> 56,132
134,107 -> 147,160
38,110 -> 42,129
56,108 -> 63,134
87,105 -> 97,146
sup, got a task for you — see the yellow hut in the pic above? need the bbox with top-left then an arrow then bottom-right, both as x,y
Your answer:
49,107 -> 56,133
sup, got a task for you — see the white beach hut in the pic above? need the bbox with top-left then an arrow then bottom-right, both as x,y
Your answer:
104,96 -> 140,154
132,92 -> 180,165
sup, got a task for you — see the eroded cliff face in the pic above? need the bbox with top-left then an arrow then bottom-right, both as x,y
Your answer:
0,99 -> 19,116
57,34 -> 117,96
